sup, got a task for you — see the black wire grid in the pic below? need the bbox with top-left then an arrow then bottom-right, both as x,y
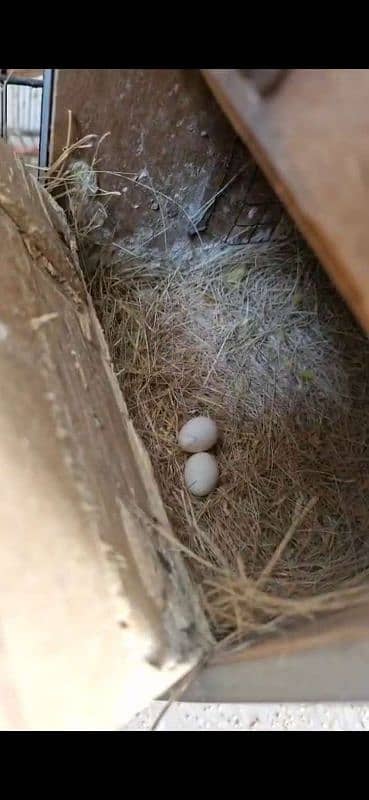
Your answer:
0,69 -> 54,170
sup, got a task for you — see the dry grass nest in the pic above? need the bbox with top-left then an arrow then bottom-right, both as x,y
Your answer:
86,240 -> 369,649
45,134 -> 369,650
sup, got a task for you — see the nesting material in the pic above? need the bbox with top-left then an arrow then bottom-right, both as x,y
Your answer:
45,137 -> 369,652
89,238 -> 369,649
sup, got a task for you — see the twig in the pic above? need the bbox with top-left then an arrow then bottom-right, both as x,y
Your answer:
256,496 -> 318,589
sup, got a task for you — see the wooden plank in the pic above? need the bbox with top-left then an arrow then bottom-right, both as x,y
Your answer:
51,69 -> 277,257
203,68 -> 369,334
0,139 -> 208,730
3,69 -> 43,79
178,604 -> 369,702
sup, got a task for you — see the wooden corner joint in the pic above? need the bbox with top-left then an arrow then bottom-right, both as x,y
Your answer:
239,69 -> 289,97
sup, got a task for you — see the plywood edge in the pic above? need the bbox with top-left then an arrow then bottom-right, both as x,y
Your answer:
203,69 -> 369,335
0,142 -> 209,729
176,604 -> 369,703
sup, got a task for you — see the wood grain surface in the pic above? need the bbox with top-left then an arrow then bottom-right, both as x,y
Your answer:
204,68 -> 369,334
0,138 -> 207,730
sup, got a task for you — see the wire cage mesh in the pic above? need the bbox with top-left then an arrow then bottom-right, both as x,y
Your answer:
0,69 -> 54,170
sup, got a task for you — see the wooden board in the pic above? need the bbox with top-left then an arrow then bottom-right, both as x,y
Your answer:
180,603 -> 369,702
51,69 -> 291,259
0,138 -> 208,730
2,69 -> 43,79
203,68 -> 369,334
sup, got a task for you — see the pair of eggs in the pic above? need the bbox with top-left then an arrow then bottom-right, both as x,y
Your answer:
178,416 -> 219,497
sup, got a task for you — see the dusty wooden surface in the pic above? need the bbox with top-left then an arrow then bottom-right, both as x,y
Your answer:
203,68 -> 369,334
51,69 -> 290,258
3,69 -> 43,78
0,139 -> 208,730
182,604 -> 369,702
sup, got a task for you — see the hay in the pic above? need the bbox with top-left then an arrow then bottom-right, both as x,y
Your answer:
87,239 -> 369,648
46,138 -> 369,651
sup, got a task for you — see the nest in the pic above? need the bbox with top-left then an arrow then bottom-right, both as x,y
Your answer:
86,240 -> 369,648
46,135 -> 369,650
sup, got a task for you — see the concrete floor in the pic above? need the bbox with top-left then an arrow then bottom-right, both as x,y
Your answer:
124,701 -> 369,731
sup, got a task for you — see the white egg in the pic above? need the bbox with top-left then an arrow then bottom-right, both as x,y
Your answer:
178,416 -> 218,453
184,452 -> 219,497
